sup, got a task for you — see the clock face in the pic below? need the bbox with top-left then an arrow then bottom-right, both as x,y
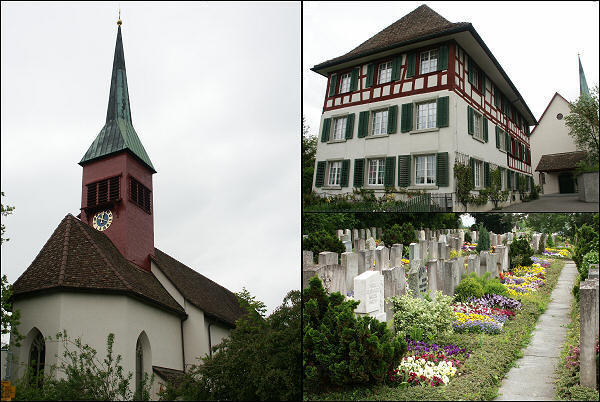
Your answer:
92,210 -> 113,231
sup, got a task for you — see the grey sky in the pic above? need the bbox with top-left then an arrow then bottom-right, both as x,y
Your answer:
303,1 -> 600,136
1,2 -> 300,315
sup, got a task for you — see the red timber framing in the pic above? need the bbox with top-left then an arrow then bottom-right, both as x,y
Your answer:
321,40 -> 532,175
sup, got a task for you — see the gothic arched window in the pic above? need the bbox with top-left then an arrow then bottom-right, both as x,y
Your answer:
29,331 -> 45,384
135,337 -> 143,395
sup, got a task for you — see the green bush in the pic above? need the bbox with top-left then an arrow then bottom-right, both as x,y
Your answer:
382,222 -> 416,248
573,224 -> 599,274
454,277 -> 484,302
580,250 -> 599,280
508,237 -> 534,269
483,279 -> 509,297
464,230 -> 472,244
302,230 -> 345,262
546,233 -> 554,248
303,276 -> 406,391
476,224 -> 490,253
391,291 -> 454,341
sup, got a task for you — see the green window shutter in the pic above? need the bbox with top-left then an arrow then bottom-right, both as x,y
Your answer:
341,159 -> 350,187
507,170 -> 512,188
315,161 -> 326,187
483,117 -> 488,142
321,118 -> 331,142
468,57 -> 474,85
406,53 -> 416,78
481,73 -> 486,94
365,64 -> 374,88
484,162 -> 490,187
527,148 -> 531,164
437,96 -> 449,127
494,86 -> 500,108
328,74 -> 337,97
438,44 -> 448,71
400,103 -> 413,133
495,126 -> 500,149
391,56 -> 402,81
384,156 -> 396,186
505,132 -> 510,152
350,67 -> 360,91
469,158 -> 476,186
387,105 -> 398,134
353,159 -> 365,188
436,152 -> 449,187
357,111 -> 369,138
467,106 -> 474,135
398,155 -> 411,187
345,114 -> 355,139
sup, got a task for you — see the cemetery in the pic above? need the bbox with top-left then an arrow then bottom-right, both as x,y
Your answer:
303,222 -> 599,400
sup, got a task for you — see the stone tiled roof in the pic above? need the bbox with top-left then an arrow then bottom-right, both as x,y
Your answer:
153,366 -> 185,387
12,214 -> 185,317
151,249 -> 246,327
314,4 -> 469,70
535,151 -> 587,172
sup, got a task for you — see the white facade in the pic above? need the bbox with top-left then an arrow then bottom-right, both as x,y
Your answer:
529,93 -> 579,194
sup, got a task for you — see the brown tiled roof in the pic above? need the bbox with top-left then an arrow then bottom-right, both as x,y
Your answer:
151,249 -> 245,327
535,151 -> 587,172
12,214 -> 185,317
314,4 -> 469,69
153,366 -> 185,387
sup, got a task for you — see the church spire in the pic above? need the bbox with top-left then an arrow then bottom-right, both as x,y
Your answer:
80,19 -> 155,173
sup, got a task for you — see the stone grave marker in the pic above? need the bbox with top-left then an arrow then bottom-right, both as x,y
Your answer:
341,252 -> 358,293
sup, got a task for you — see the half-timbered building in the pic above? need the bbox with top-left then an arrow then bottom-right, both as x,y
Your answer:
311,5 -> 536,211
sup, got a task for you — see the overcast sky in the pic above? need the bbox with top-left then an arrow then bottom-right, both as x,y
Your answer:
303,1 -> 600,135
1,2 -> 300,316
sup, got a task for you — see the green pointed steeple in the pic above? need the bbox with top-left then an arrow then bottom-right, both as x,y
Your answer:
80,23 -> 156,173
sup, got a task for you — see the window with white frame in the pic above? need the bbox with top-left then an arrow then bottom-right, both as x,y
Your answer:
473,111 -> 483,141
420,49 -> 438,74
327,161 -> 342,186
473,160 -> 483,188
416,101 -> 437,130
339,73 -> 351,93
367,159 -> 385,185
415,154 -> 436,185
470,64 -> 480,89
378,61 -> 393,84
501,169 -> 506,190
332,116 -> 347,140
371,109 -> 388,136
499,130 -> 506,151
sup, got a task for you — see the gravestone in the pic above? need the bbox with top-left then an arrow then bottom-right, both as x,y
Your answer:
354,271 -> 386,322
374,246 -> 390,271
303,264 -> 346,296
419,240 -> 428,262
360,228 -> 366,240
343,232 -> 351,243
303,250 -> 313,269
589,264 -> 599,279
442,261 -> 455,296
366,237 -> 377,250
579,280 -> 599,388
486,252 -> 498,277
479,251 -> 489,277
343,240 -> 352,252
382,265 -> 406,323
336,229 -> 344,240
366,228 -> 372,239
429,240 -> 438,259
341,252 -> 358,293
377,227 -> 383,240
426,259 -> 438,295
357,250 -> 371,275
467,254 -> 478,275
458,230 -> 465,246
495,246 -> 508,272
371,227 -> 377,239
407,261 -> 422,299
471,231 -> 477,243
409,243 -> 420,261
318,251 -> 338,266
438,241 -> 447,260
353,229 -> 359,242
452,257 -> 464,287
390,244 -> 403,267
418,230 -> 426,240
490,232 -> 497,246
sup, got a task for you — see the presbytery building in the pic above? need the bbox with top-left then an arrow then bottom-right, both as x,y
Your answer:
8,20 -> 245,399
311,5 -> 536,211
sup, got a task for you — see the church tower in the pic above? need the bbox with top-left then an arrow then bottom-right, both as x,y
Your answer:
79,19 -> 156,271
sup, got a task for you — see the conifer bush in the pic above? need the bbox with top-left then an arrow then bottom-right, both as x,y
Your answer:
303,276 -> 406,391
464,230 -> 472,244
382,223 -> 416,248
546,233 -> 554,248
573,224 -> 599,273
475,224 -> 490,253
302,230 -> 345,262
508,237 -> 533,269
454,277 -> 484,302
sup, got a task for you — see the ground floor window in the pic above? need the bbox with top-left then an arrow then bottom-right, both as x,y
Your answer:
415,154 -> 436,185
540,172 -> 546,185
367,158 -> 385,185
29,331 -> 46,384
327,161 -> 342,186
473,160 -> 483,188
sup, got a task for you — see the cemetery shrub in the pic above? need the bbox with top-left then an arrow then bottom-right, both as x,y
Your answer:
464,230 -> 472,244
454,277 -> 484,302
483,279 -> 509,297
475,224 -> 490,253
508,238 -> 534,269
546,233 -> 555,247
573,224 -> 599,274
391,291 -> 454,341
302,230 -> 345,262
580,250 -> 599,281
160,289 -> 301,401
382,222 -> 416,247
303,276 -> 406,391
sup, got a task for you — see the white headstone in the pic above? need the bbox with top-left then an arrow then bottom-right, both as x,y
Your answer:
354,271 -> 384,314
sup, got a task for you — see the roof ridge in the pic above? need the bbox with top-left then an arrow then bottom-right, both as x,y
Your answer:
71,216 -> 135,293
57,216 -> 72,286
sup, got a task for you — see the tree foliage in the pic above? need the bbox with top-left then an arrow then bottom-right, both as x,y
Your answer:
573,224 -> 599,274
1,191 -> 15,245
508,237 -> 534,269
382,222 -> 416,248
302,230 -> 345,262
15,331 -> 152,401
302,117 -> 318,196
159,290 -> 301,401
454,162 -> 474,211
564,86 -> 599,167
303,276 -> 406,392
475,224 -> 490,253
521,213 -> 598,241
479,168 -> 509,209
473,213 -> 518,234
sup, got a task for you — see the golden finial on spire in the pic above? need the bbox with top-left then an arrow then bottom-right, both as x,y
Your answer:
117,7 -> 122,26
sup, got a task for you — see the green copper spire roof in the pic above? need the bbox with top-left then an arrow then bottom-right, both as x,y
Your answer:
80,24 -> 156,173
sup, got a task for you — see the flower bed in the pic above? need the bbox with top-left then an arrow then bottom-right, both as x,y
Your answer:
543,247 -> 570,258
469,294 -> 522,310
462,243 -> 477,252
500,262 -> 547,297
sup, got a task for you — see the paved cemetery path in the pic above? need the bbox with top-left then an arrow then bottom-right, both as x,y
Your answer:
495,261 -> 578,401
499,194 -> 599,212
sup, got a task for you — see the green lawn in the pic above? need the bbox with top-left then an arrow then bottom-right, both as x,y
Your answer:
305,259 -> 565,401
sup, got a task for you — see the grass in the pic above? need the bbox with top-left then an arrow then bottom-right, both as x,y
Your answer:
304,259 -> 565,401
554,280 -> 599,401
